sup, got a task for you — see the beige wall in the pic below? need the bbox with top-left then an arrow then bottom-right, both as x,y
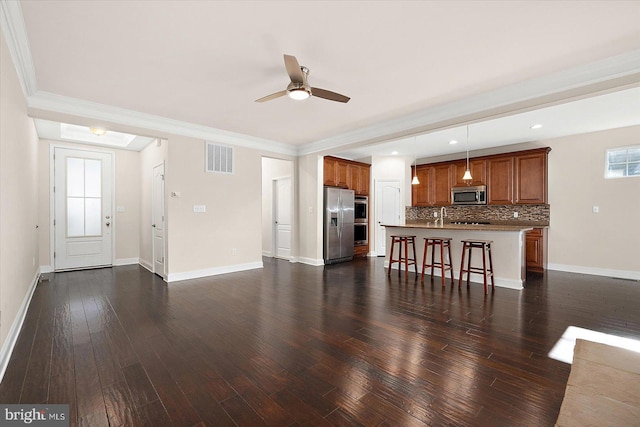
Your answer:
546,125 -> 640,278
139,139 -> 168,271
165,136 -> 263,279
37,140 -> 142,269
0,32 -> 40,356
261,157 -> 293,256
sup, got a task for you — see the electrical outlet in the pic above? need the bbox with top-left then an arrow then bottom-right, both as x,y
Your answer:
513,212 -> 519,218
232,248 -> 237,256
433,212 -> 438,217
117,206 -> 125,213
193,205 -> 206,213
308,206 -> 313,213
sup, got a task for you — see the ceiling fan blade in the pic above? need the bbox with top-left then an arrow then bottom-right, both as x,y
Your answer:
284,54 -> 304,83
255,90 -> 287,103
311,87 -> 350,103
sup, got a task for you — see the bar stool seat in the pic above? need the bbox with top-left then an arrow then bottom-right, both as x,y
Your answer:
388,235 -> 418,278
458,239 -> 494,294
421,237 -> 454,286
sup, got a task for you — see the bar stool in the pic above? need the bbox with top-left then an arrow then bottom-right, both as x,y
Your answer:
458,239 -> 494,294
421,237 -> 454,286
388,235 -> 418,278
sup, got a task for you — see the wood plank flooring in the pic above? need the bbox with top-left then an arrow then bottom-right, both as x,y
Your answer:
1,257 -> 640,426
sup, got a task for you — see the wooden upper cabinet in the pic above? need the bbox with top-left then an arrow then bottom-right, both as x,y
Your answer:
487,156 -> 514,204
432,164 -> 453,205
324,156 -> 370,195
453,159 -> 487,187
515,150 -> 548,204
412,165 -> 434,206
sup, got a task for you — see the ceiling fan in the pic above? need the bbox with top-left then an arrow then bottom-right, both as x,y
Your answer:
255,54 -> 350,103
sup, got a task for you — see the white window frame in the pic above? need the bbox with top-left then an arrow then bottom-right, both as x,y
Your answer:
604,145 -> 640,179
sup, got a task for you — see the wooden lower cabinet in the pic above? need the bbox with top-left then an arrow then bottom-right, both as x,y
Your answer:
354,244 -> 368,257
525,228 -> 546,273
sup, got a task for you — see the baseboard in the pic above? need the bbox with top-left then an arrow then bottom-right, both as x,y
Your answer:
262,250 -> 273,257
167,261 -> 264,282
39,265 -> 53,274
114,257 -> 139,266
547,263 -> 640,281
297,257 -> 325,266
384,261 -> 524,290
0,269 -> 40,383
138,258 -> 153,272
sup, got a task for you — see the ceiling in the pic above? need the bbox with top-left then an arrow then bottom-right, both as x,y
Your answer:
5,1 -> 640,157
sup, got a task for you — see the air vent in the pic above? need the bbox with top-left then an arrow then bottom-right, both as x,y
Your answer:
205,142 -> 233,174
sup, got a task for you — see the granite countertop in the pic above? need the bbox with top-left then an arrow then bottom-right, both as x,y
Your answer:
384,222 -> 539,232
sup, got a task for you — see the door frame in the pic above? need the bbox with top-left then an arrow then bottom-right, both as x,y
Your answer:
271,175 -> 293,260
152,162 -> 166,278
373,179 -> 402,257
49,144 -> 116,271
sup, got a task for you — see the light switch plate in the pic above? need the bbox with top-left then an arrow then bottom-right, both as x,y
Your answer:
193,205 -> 206,213
592,206 -> 599,213
116,206 -> 125,213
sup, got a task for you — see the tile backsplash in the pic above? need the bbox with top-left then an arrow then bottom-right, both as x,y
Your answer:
406,204 -> 550,225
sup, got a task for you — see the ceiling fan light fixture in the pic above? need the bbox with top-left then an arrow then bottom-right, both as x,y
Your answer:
89,127 -> 107,136
288,87 -> 310,101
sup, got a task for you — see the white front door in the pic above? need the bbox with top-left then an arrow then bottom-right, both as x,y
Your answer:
54,148 -> 113,270
273,177 -> 292,259
375,180 -> 401,256
152,163 -> 165,277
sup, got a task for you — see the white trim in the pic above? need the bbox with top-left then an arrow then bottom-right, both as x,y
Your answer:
114,258 -> 139,266
39,265 -> 53,274
262,250 -> 273,257
297,257 -> 325,267
384,261 -> 524,290
167,261 -> 264,282
0,270 -> 40,383
28,92 -> 297,156
139,258 -> 153,272
548,263 -> 640,281
0,0 -> 37,97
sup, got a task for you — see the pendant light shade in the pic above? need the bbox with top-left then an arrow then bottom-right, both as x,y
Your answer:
412,136 -> 420,185
463,125 -> 472,182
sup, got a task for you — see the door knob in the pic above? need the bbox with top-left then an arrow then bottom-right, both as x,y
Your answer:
152,224 -> 156,228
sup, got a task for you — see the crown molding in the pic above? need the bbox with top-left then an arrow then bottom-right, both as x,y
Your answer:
0,0 -> 37,97
298,49 -> 640,156
28,91 -> 298,156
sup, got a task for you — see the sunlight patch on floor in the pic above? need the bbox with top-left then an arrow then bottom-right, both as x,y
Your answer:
548,325 -> 640,364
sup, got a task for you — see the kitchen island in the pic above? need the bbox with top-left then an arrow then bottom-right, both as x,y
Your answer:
384,222 -> 534,290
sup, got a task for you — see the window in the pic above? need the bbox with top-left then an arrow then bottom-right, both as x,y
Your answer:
205,142 -> 234,174
605,146 -> 640,178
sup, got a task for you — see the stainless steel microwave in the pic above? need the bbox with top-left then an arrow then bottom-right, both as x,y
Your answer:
452,185 -> 487,205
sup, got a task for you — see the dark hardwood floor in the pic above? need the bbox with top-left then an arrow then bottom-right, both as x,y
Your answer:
1,257 -> 640,426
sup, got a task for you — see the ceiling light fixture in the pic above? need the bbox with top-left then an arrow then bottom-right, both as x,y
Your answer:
412,137 -> 420,185
530,124 -> 543,129
287,87 -> 311,100
463,125 -> 473,182
89,127 -> 107,136
449,140 -> 458,145
392,151 -> 398,155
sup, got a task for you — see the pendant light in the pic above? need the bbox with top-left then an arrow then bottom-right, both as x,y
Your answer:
411,136 -> 420,185
463,125 -> 472,182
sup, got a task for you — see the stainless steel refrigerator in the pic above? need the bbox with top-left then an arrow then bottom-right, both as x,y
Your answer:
324,187 -> 355,264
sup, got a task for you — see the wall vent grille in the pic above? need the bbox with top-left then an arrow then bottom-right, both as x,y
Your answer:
205,142 -> 233,174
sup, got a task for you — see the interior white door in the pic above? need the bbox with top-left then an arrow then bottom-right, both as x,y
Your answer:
273,177 -> 292,259
152,163 -> 165,277
54,148 -> 113,270
375,180 -> 401,256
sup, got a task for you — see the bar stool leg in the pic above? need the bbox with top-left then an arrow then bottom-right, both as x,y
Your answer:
421,240 -> 428,282
439,242 -> 446,287
458,242 -> 467,288
403,238 -> 408,278
466,244 -> 473,287
487,243 -> 495,291
411,238 -> 418,276
481,243 -> 488,294
447,241 -> 455,285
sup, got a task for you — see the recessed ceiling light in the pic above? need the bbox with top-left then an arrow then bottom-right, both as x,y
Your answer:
449,140 -> 458,145
89,127 -> 107,136
530,124 -> 543,129
391,151 -> 398,155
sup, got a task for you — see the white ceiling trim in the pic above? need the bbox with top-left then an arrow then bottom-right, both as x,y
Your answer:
0,0 -> 37,97
27,91 -> 298,156
298,49 -> 640,156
